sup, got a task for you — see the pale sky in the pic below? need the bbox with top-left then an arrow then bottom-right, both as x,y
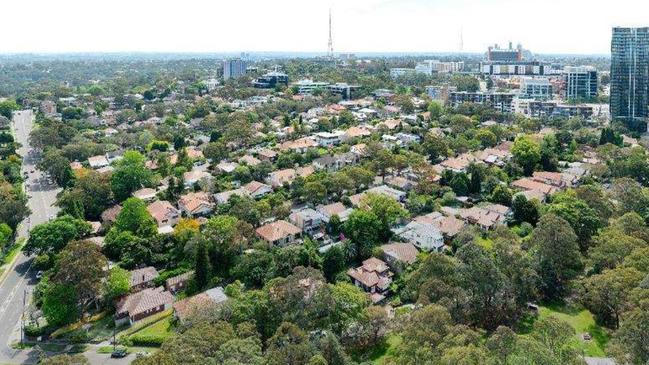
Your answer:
1,0 -> 648,55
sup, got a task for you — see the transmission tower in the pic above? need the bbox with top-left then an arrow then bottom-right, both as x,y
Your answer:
327,8 -> 334,59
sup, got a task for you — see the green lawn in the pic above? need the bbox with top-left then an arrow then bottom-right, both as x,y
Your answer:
520,303 -> 610,357
351,334 -> 401,365
134,316 -> 173,339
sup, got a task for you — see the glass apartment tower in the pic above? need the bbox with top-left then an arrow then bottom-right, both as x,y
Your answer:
611,27 -> 649,132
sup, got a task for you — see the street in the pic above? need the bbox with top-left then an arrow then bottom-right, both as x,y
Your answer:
0,110 -> 55,364
0,111 -> 136,365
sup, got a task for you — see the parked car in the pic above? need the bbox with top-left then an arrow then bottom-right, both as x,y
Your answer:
111,348 -> 128,358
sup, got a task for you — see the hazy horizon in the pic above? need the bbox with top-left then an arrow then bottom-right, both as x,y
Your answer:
2,0 -> 648,55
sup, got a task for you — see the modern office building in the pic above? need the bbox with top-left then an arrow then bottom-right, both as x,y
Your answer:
564,66 -> 598,101
487,43 -> 523,62
610,27 -> 649,131
223,59 -> 248,80
252,71 -> 289,89
480,60 -> 547,76
519,78 -> 553,100
415,60 -> 465,75
515,100 -> 594,120
292,79 -> 330,94
327,83 -> 361,100
448,91 -> 516,113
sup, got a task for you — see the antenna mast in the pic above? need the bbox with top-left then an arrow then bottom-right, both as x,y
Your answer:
327,8 -> 334,59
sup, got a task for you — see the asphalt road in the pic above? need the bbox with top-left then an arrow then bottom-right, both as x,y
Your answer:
0,111 -> 136,365
0,110 -> 59,364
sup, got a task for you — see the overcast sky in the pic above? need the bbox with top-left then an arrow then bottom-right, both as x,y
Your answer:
1,0 -> 647,55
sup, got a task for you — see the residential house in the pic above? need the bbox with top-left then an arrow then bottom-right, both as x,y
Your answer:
313,131 -> 345,147
115,287 -> 173,326
242,181 -> 272,199
165,271 -> 194,294
266,168 -> 297,188
278,137 -> 318,153
385,176 -> 417,191
316,202 -> 354,223
378,119 -> 401,130
435,153 -> 478,173
414,212 -> 465,242
456,204 -> 510,230
395,132 -> 421,145
313,152 -> 359,171
239,155 -> 261,167
257,149 -> 278,162
183,169 -> 211,188
531,171 -> 566,188
474,148 -> 512,166
366,185 -> 407,202
216,161 -> 239,174
173,287 -> 228,324
214,187 -> 249,205
147,200 -> 181,228
132,188 -> 157,202
392,221 -> 445,252
380,242 -> 419,272
511,178 -> 558,201
289,208 -> 326,235
129,267 -> 159,292
256,220 -> 302,246
343,126 -> 372,141
101,205 -> 122,224
347,257 -> 393,304
88,155 -> 110,169
178,192 -> 214,217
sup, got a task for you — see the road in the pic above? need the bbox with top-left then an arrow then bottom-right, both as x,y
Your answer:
0,111 -> 136,365
0,110 -> 57,364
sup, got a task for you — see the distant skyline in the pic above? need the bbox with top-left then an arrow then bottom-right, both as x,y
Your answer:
1,0 -> 648,55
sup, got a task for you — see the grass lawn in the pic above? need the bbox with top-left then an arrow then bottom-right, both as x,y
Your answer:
349,334 -> 401,365
130,316 -> 174,340
475,236 -> 494,250
519,303 -> 610,357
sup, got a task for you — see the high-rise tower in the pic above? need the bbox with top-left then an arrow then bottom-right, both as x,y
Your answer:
327,9 -> 334,59
611,27 -> 649,132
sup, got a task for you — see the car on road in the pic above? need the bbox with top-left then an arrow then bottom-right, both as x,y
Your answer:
35,271 -> 43,279
111,348 -> 128,358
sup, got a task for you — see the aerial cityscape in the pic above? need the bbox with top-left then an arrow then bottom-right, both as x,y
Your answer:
0,2 -> 648,365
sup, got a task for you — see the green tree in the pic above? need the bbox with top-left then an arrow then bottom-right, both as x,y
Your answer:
532,214 -> 582,300
113,197 -> 157,237
580,267 -> 644,328
51,241 -> 108,312
104,266 -> 130,302
265,322 -> 315,365
361,193 -> 407,242
611,301 -> 649,365
24,216 -> 91,255
422,133 -> 449,162
490,185 -> 512,206
111,150 -> 152,201
427,101 -> 444,120
450,172 -> 470,196
42,283 -> 80,327
512,135 -> 541,176
322,245 -> 346,282
512,194 -> 539,225
0,100 -> 19,119
547,191 -> 602,252
194,239 -> 211,290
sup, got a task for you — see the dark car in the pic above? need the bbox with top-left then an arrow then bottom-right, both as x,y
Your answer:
111,348 -> 128,358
